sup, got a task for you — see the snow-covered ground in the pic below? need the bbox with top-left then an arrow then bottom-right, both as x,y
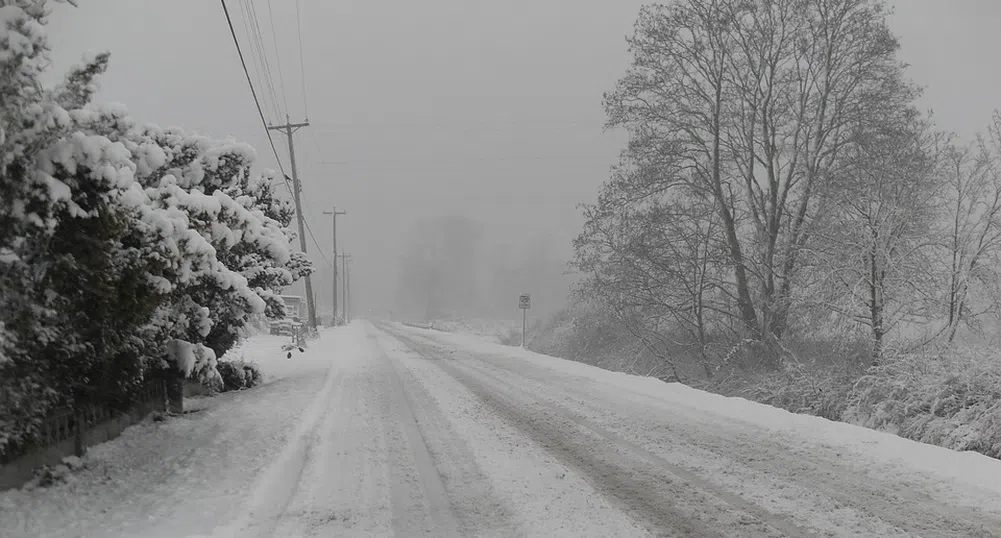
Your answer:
428,318 -> 520,339
0,328 -> 345,538
3,320 -> 1001,537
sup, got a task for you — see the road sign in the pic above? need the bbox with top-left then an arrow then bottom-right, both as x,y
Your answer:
518,294 -> 531,347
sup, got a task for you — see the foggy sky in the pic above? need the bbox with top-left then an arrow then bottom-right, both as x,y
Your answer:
45,0 -> 1001,318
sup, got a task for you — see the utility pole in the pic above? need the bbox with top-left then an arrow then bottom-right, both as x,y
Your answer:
346,256 -> 352,321
268,116 -> 317,328
338,253 -> 352,323
322,207 -> 346,325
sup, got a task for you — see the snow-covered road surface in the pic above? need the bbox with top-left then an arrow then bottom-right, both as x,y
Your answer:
4,320 -> 1001,537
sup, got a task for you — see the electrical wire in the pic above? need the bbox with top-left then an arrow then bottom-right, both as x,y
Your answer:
220,0 -> 286,179
266,0 -> 291,117
304,219 -> 328,262
295,0 -> 309,119
245,0 -> 284,119
222,0 -> 329,261
235,1 -> 274,120
224,0 -> 330,264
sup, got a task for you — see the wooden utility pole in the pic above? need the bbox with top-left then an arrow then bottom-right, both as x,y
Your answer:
268,116 -> 317,328
322,207 -> 346,325
338,253 -> 352,323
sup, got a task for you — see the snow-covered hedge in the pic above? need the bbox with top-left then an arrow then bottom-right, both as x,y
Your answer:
216,359 -> 263,392
844,346 -> 1001,458
0,1 -> 312,457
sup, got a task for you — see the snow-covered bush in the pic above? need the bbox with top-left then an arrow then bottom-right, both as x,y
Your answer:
216,359 -> 263,392
844,345 -> 1001,457
0,5 -> 158,449
0,0 -> 309,457
530,301 -> 637,365
738,361 -> 854,421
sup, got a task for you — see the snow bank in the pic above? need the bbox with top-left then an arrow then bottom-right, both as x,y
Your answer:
404,325 -> 1001,498
429,318 -> 520,339
0,328 -> 343,538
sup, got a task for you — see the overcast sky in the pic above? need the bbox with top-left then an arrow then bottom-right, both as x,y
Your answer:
45,0 -> 1001,317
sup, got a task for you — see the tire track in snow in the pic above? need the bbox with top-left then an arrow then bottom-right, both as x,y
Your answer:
374,322 -> 655,537
372,328 -> 464,538
372,328 -> 523,537
453,345 -> 1001,538
435,359 -> 726,537
267,366 -> 379,537
212,351 -> 345,538
387,327 -> 794,538
453,356 -> 818,537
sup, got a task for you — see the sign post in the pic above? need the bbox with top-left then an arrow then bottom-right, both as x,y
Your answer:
519,294 -> 531,347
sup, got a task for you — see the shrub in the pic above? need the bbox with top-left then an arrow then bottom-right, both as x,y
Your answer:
844,345 -> 1001,458
216,360 -> 263,392
736,361 -> 854,421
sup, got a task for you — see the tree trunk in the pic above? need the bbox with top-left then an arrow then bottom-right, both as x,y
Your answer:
869,237 -> 884,367
711,81 -> 759,338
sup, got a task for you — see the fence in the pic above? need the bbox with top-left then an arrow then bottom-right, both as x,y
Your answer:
0,377 -> 167,491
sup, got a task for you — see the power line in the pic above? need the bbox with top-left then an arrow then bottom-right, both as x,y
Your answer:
244,0 -> 283,119
223,0 -> 330,270
293,141 -> 329,262
235,0 -> 274,120
220,0 -> 287,179
249,0 -> 282,118
277,170 -> 329,263
295,0 -> 309,119
304,218 -> 328,262
266,0 -> 291,117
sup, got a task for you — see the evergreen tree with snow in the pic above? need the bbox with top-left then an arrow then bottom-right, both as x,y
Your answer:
0,0 -> 312,455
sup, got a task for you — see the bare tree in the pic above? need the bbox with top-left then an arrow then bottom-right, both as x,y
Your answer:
811,109 -> 941,364
602,0 -> 916,342
574,159 -> 731,379
938,113 -> 1001,343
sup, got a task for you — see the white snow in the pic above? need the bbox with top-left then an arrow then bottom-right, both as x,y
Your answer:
166,339 -> 217,379
414,325 -> 1001,509
377,326 -> 651,537
3,321 -> 1000,537
0,329 -> 343,538
219,329 -> 331,383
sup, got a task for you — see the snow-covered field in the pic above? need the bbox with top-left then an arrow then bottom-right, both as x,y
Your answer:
3,320 -> 1001,537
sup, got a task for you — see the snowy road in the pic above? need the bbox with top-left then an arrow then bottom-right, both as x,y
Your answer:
4,321 -> 1001,537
